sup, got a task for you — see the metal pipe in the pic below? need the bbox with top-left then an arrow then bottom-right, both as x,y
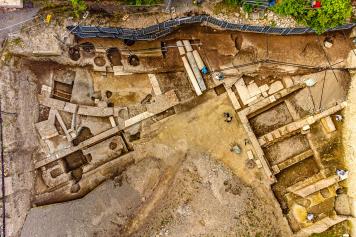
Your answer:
186,52 -> 206,91
182,56 -> 202,96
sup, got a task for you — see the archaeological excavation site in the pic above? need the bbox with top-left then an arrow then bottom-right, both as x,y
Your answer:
1,1 -> 356,236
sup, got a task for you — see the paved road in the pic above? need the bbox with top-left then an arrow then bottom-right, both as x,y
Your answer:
0,7 -> 38,48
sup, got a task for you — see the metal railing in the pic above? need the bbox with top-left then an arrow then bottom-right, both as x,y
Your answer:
67,15 -> 356,40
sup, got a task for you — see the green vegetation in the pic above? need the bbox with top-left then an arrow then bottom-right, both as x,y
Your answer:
125,0 -> 162,5
9,38 -> 23,46
243,3 -> 253,13
70,0 -> 87,18
272,0 -> 352,34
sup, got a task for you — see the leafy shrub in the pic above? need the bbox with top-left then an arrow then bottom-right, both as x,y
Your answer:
243,3 -> 253,13
70,0 -> 87,18
272,0 -> 352,33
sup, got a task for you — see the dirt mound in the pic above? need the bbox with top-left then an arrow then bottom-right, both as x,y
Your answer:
130,152 -> 288,237
21,148 -> 289,237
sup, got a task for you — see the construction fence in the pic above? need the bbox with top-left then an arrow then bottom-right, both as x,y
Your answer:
67,15 -> 356,40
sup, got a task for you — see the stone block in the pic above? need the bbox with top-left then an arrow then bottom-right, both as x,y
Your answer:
335,194 -> 351,216
307,116 -> 316,125
247,150 -> 254,160
38,96 -> 66,110
246,95 -> 258,105
148,74 -> 162,96
272,130 -> 281,139
95,48 -> 106,53
282,76 -> 294,88
235,78 -> 250,105
247,82 -> 261,97
301,124 -> 311,134
286,124 -> 297,132
125,111 -> 154,128
255,159 -> 263,168
321,116 -> 336,133
279,126 -> 288,136
113,66 -> 132,76
226,87 -> 241,110
259,84 -> 269,93
272,165 -> 280,174
64,103 -> 77,114
268,81 -> 284,95
109,116 -> 116,127
97,101 -> 108,108
41,85 -> 52,97
269,95 -> 276,103
266,133 -> 274,142
33,50 -> 61,56
35,120 -> 59,140
258,137 -> 266,146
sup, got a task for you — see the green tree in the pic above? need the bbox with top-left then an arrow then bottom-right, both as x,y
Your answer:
272,0 -> 352,33
70,0 -> 87,18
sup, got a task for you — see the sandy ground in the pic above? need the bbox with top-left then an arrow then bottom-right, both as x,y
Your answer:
21,92 -> 292,237
135,91 -> 291,235
343,72 -> 356,237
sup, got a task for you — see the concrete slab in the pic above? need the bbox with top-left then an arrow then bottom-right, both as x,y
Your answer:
113,66 -> 132,76
269,95 -> 276,103
247,150 -> 254,160
268,81 -> 284,95
148,74 -> 162,96
234,78 -> 250,105
78,106 -> 114,117
321,116 -> 336,133
225,87 -> 241,110
35,120 -> 59,140
64,102 -> 78,114
109,116 -> 116,127
247,82 -> 261,97
282,76 -> 294,88
259,84 -> 269,93
124,111 -> 154,128
38,95 -> 66,111
41,85 -> 52,97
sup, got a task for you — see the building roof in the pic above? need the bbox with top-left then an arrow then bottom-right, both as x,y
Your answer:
0,0 -> 23,8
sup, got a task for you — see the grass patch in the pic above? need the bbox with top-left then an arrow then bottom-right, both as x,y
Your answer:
271,0 -> 352,33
